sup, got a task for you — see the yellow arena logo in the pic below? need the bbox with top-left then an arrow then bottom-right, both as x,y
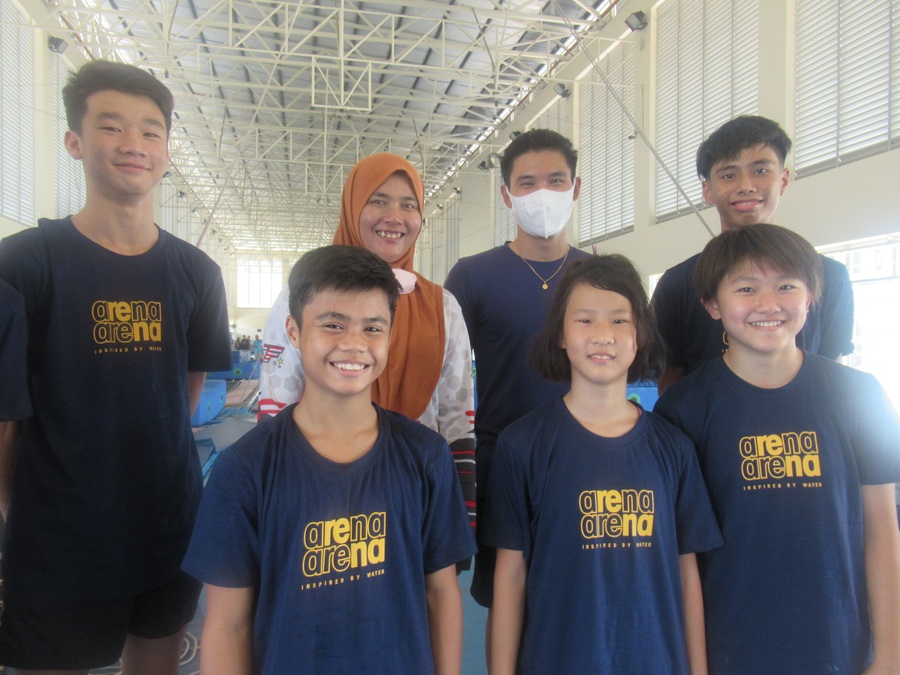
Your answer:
740,432 -> 821,481
92,300 -> 162,344
579,489 -> 655,539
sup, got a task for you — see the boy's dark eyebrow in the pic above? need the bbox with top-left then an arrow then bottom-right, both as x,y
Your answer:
315,311 -> 389,325
95,111 -> 166,131
714,158 -> 777,173
514,169 -> 570,182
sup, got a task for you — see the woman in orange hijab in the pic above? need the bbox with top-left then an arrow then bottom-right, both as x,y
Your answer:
260,154 -> 476,525
334,154 -> 446,421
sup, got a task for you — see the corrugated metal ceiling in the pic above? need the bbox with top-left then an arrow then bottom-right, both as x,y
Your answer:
35,0 -> 619,254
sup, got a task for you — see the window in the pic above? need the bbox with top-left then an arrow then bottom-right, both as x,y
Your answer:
531,96 -> 568,136
795,0 -> 900,176
415,195 -> 459,283
53,55 -> 86,218
445,195 -> 460,272
158,179 -> 196,242
821,236 -> 900,410
417,213 -> 437,281
236,257 -> 283,308
654,0 -> 759,221
422,197 -> 458,281
578,38 -> 636,245
0,1 -> 35,225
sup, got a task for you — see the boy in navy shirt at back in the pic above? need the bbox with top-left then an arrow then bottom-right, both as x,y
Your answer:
184,245 -> 475,674
656,223 -> 900,674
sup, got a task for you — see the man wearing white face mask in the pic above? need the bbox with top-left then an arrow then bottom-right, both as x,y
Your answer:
445,129 -> 590,616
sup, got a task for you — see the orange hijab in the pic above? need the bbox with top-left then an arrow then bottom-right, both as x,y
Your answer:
332,153 -> 445,421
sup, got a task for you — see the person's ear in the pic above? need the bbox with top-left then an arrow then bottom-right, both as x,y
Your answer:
779,167 -> 790,195
500,183 -> 513,209
572,176 -> 582,201
703,297 -> 722,320
286,315 -> 302,348
64,130 -> 83,160
701,179 -> 713,205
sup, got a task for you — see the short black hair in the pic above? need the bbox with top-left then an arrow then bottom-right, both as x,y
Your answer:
693,223 -> 823,307
288,245 -> 401,327
696,116 -> 792,180
530,254 -> 665,383
500,128 -> 578,188
62,60 -> 174,135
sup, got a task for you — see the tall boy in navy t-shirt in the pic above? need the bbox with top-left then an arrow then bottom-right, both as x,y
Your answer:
0,60 -> 232,672
184,245 -> 475,674
656,223 -> 900,674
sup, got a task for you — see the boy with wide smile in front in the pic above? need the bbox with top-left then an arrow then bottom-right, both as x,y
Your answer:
184,245 -> 475,674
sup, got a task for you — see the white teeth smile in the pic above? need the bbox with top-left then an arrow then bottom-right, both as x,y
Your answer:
751,321 -> 782,327
376,231 -> 403,239
334,362 -> 366,371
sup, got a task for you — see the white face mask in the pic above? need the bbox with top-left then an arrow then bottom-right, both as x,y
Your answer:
507,185 -> 576,239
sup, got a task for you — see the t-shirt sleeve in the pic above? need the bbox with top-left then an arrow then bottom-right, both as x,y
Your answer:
0,231 -> 49,322
435,290 -> 475,445
651,268 -> 687,370
0,280 -> 32,421
817,257 -> 855,359
258,285 -> 305,420
444,259 -> 476,344
840,368 -> 900,485
182,448 -> 260,587
186,257 -> 232,373
437,291 -> 477,529
421,439 -> 477,573
653,389 -> 687,437
482,433 -> 531,554
670,427 -> 724,554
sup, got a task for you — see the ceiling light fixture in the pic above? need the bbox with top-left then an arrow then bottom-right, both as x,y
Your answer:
48,36 -> 68,54
625,11 -> 648,31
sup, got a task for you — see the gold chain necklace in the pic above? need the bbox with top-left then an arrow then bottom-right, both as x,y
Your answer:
510,242 -> 570,290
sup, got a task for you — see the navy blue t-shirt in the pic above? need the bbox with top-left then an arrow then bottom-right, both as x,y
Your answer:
656,355 -> 900,674
183,404 -> 476,674
484,399 -> 722,674
0,217 -> 232,607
